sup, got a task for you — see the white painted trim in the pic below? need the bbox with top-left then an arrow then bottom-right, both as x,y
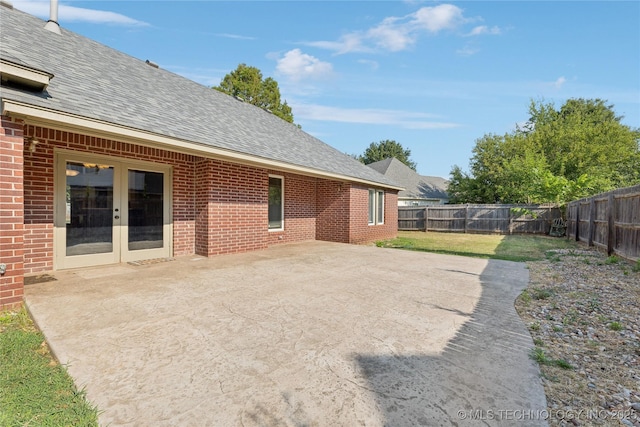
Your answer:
0,59 -> 53,90
54,149 -> 173,269
2,100 -> 404,191
268,174 -> 284,232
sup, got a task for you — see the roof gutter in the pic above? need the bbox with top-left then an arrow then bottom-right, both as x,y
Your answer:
2,99 -> 403,190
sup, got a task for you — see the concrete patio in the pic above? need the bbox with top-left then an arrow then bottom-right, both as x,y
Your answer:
25,241 -> 548,426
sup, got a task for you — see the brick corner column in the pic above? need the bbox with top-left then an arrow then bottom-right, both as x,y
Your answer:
0,116 -> 25,310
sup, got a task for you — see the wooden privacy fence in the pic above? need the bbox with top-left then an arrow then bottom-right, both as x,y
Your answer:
566,184 -> 640,262
399,204 -> 561,235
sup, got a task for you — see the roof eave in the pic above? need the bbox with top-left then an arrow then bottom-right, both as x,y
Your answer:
2,99 -> 403,191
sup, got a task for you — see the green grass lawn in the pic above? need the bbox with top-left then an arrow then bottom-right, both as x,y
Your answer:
0,307 -> 99,427
378,231 -> 579,262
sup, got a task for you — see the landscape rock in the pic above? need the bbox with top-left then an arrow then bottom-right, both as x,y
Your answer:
516,247 -> 640,427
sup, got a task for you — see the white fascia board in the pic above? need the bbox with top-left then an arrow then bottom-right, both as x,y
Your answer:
2,99 -> 404,191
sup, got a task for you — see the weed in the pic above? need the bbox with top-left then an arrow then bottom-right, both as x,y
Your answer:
533,338 -> 544,346
530,347 -> 547,364
520,290 -> 532,305
552,325 -> 563,332
633,260 -> 640,273
605,255 -> 620,265
587,298 -> 600,312
563,309 -> 579,325
531,288 -> 553,300
530,347 -> 574,370
609,322 -> 623,331
530,321 -> 541,331
554,359 -> 574,370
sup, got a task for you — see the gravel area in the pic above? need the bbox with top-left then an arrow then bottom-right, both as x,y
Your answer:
515,247 -> 640,427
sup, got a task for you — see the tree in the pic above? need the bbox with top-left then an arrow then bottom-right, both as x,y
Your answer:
359,140 -> 417,171
214,64 -> 294,124
449,98 -> 640,206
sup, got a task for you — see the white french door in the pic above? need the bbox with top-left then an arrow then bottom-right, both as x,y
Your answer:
54,151 -> 172,269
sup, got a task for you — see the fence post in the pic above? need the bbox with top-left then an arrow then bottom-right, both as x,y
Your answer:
587,197 -> 595,247
464,204 -> 469,234
424,207 -> 428,232
607,192 -> 616,256
574,202 -> 580,242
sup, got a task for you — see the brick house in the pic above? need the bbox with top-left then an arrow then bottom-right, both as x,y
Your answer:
0,5 -> 401,309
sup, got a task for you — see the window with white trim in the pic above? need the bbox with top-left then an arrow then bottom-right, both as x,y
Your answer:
268,175 -> 284,230
368,189 -> 384,225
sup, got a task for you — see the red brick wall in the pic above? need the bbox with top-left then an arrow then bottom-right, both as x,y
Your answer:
0,117 -> 25,309
22,125 -> 196,274
315,182 -> 398,244
348,185 -> 398,243
194,158 -> 268,256
267,172 -> 317,245
15,123 -> 395,278
316,180 -> 351,243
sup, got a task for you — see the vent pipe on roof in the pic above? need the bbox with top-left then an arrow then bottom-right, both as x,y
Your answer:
44,0 -> 61,34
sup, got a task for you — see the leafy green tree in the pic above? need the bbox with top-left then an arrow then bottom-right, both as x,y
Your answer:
214,64 -> 294,124
450,98 -> 640,206
359,140 -> 417,171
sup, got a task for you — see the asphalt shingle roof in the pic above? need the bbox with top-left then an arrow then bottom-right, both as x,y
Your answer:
367,158 -> 449,200
0,6 -> 398,188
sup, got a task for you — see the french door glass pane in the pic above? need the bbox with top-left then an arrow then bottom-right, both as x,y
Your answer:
128,170 -> 164,250
66,162 -> 114,255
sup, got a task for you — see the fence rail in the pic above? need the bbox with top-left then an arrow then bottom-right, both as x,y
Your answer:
399,204 -> 561,235
566,184 -> 640,262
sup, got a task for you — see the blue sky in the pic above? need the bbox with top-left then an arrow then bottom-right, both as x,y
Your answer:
13,1 -> 640,178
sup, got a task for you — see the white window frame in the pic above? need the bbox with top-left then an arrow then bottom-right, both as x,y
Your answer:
268,174 -> 284,231
368,188 -> 385,225
377,190 -> 385,225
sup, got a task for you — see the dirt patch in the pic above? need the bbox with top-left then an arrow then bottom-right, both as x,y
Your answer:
516,248 -> 640,426
24,274 -> 57,285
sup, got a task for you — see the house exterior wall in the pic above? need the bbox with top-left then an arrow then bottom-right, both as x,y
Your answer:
349,186 -> 398,244
316,180 -> 351,243
21,125 -> 197,275
195,158 -> 268,256
0,117 -> 25,309
267,172 -> 317,245
0,121 -> 397,308
315,182 -> 398,244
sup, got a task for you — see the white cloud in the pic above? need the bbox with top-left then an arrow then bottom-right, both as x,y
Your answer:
554,76 -> 567,89
276,49 -> 334,82
303,4 -> 482,55
411,4 -> 466,33
292,103 -> 460,129
306,33 -> 372,55
13,0 -> 149,26
467,25 -> 502,36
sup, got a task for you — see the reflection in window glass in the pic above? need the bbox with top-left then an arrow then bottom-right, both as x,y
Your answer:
268,176 -> 283,229
128,170 -> 164,250
65,162 -> 114,256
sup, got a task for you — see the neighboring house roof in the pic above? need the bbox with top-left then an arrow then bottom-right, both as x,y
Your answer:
0,6 -> 400,189
367,158 -> 449,200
